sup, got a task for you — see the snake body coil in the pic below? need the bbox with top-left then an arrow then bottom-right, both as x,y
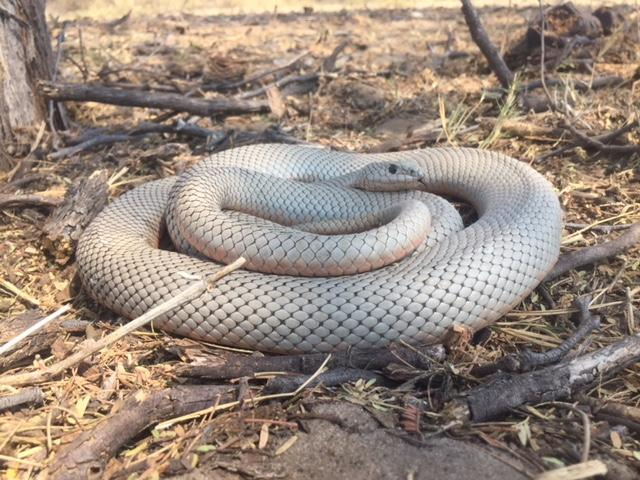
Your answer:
77,145 -> 563,352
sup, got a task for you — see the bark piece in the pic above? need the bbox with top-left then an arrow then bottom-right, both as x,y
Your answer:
42,170 -> 109,265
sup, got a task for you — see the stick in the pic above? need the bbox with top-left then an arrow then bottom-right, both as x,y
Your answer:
40,81 -> 269,117
207,50 -> 310,92
0,193 -> 62,210
545,223 -> 640,281
470,296 -> 599,376
175,343 -> 446,380
236,72 -> 319,100
0,258 -> 246,387
564,122 -> 640,154
0,278 -> 41,307
460,0 -> 514,88
461,332 -> 640,421
49,133 -> 132,160
0,387 -> 44,412
0,305 -> 71,356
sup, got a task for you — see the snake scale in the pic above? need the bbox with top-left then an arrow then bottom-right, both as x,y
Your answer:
76,144 -> 563,353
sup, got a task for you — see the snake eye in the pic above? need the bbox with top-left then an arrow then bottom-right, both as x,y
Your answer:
388,164 -> 398,174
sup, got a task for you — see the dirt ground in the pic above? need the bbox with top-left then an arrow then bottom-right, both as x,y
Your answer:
1,2 -> 639,479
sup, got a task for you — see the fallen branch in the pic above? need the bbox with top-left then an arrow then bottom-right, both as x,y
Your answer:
545,222 -> 640,281
40,81 -> 269,117
471,296 -> 599,376
459,332 -> 640,421
47,385 -> 235,480
564,121 -> 640,154
51,122 -> 305,159
535,121 -> 639,162
461,0 -> 514,88
175,343 -> 446,380
0,257 -> 246,387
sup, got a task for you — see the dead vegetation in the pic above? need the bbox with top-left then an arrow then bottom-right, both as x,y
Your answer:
1,2 -> 639,479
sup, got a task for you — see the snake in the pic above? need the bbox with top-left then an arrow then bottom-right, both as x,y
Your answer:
76,144 -> 563,353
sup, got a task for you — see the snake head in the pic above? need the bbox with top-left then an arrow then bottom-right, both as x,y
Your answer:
355,161 -> 425,192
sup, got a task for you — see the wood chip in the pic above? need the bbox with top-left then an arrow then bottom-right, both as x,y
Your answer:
535,460 -> 608,480
274,435 -> 298,455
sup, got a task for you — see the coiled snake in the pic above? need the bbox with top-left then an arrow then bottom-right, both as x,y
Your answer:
76,144 -> 563,352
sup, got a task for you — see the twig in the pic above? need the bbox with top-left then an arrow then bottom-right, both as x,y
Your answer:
540,402 -> 592,463
0,173 -> 57,194
0,257 -> 246,387
471,296 -> 599,376
49,133 -> 132,160
0,305 -> 71,355
564,222 -> 633,233
545,223 -> 640,281
535,121 -> 639,162
40,81 -> 269,117
207,50 -> 310,92
0,193 -> 63,210
521,75 -> 623,93
0,278 -> 41,306
563,121 -> 640,154
460,0 -> 514,88
236,72 -> 319,100
0,387 -> 44,412
577,394 -> 640,426
51,122 -> 304,159
517,296 -> 600,370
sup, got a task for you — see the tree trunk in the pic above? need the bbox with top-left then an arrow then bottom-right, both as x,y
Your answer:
0,0 -> 53,169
